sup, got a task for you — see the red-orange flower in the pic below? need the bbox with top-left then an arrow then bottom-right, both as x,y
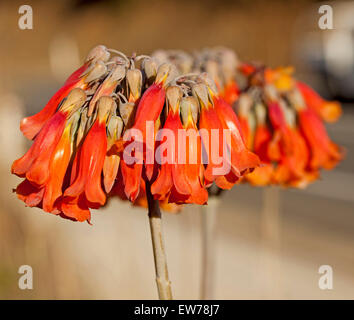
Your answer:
214,96 -> 259,175
222,80 -> 239,106
246,120 -> 273,186
298,107 -> 342,170
103,115 -> 123,193
12,89 -> 86,184
13,89 -> 86,211
296,81 -> 341,122
196,85 -> 231,188
180,97 -> 208,204
61,96 -> 115,222
151,86 -> 192,203
236,94 -> 254,149
195,84 -> 260,189
120,64 -> 170,201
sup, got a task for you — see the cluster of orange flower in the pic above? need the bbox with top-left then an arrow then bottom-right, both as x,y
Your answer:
235,64 -> 343,187
12,46 -> 261,222
158,48 -> 343,188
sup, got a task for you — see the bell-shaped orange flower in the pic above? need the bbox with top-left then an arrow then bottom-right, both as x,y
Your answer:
265,91 -> 306,185
103,115 -> 123,193
238,84 -> 311,187
195,84 -> 260,189
245,103 -> 273,186
15,118 -> 77,213
222,80 -> 239,106
195,84 -> 231,188
298,107 -> 343,170
121,64 -> 170,201
214,95 -> 260,176
12,89 -> 86,185
151,86 -> 192,203
61,96 -> 115,222
236,94 -> 254,149
131,64 -> 170,143
272,127 -> 309,186
296,81 -> 341,122
180,96 -> 208,205
13,89 -> 86,212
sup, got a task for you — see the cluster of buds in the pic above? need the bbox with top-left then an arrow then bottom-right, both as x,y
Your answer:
234,64 -> 343,187
152,47 -> 241,106
12,45 -> 260,222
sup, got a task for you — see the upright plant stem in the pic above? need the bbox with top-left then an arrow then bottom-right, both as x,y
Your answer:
145,181 -> 173,300
260,186 -> 281,297
200,196 -> 219,300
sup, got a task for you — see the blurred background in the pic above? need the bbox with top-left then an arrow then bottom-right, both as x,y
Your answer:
1,0 -> 354,299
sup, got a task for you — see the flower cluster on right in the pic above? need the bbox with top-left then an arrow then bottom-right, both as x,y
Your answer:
155,48 -> 343,188
236,64 -> 343,188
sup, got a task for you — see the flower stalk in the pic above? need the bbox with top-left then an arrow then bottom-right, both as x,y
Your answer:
145,180 -> 173,300
200,187 -> 223,300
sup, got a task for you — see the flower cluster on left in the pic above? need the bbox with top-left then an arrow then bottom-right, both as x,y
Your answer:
12,45 -> 261,222
12,46 -> 122,222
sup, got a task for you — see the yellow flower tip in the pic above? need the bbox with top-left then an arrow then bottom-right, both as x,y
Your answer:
322,101 -> 342,122
275,78 -> 293,91
166,86 -> 183,114
155,63 -> 171,86
180,96 -> 199,127
126,68 -> 142,101
192,83 -> 209,109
